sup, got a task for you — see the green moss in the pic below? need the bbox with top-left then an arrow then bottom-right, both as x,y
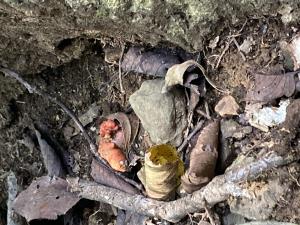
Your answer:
95,0 -> 130,18
185,0 -> 218,25
166,17 -> 185,38
131,0 -> 153,12
101,0 -> 128,11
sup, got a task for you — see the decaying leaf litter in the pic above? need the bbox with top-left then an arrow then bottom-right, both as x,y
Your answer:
0,19 -> 300,225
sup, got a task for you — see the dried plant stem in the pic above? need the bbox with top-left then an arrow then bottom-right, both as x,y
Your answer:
118,45 -> 125,94
214,39 -> 232,69
0,68 -> 143,192
69,150 -> 300,223
174,119 -> 204,152
232,37 -> 246,61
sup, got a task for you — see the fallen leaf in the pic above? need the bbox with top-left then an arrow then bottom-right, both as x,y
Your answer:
91,159 -> 139,195
246,71 -> 297,103
287,35 -> 300,70
215,95 -> 240,117
281,99 -> 300,132
13,176 -> 80,222
137,144 -> 184,200
181,121 -> 219,193
35,129 -> 65,177
127,113 -> 140,146
162,60 -> 227,93
184,73 -> 207,114
129,79 -> 187,147
121,47 -> 181,77
107,112 -> 131,150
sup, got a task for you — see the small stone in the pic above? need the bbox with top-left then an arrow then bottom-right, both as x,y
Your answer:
221,119 -> 252,140
63,102 -> 101,139
239,36 -> 255,54
215,95 -> 239,117
229,177 -> 288,220
222,213 -> 246,225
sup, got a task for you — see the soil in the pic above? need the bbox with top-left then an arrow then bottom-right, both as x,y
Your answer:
0,17 -> 299,224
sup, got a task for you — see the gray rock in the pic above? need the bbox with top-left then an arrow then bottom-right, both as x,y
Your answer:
229,178 -> 288,220
221,119 -> 252,140
63,102 -> 101,140
129,79 -> 187,147
222,213 -> 247,225
240,222 -> 298,225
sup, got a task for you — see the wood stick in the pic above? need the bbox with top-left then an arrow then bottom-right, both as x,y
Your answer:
68,150 -> 300,222
118,45 -> 125,94
178,120 -> 204,153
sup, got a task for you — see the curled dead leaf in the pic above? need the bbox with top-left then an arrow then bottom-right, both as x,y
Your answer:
13,176 -> 80,222
121,47 -> 181,77
91,159 -> 139,195
287,35 -> 300,70
281,99 -> 300,132
181,121 -> 219,193
162,60 -> 227,94
215,95 -> 240,117
246,71 -> 297,103
107,112 -> 131,150
35,129 -> 65,177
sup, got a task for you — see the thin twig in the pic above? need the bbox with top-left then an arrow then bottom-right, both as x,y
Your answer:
204,101 -> 211,119
178,120 -> 204,153
288,167 -> 300,187
214,39 -> 233,69
0,68 -> 143,192
118,45 -> 125,94
214,19 -> 247,69
196,109 -> 211,120
232,37 -> 246,61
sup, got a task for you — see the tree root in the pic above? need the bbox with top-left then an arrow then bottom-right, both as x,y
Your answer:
68,150 -> 300,223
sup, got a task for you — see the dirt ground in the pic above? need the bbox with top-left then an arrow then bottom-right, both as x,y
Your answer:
0,17 -> 299,224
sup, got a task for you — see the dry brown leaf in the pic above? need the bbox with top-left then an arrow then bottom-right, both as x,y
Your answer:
127,113 -> 140,147
107,112 -> 131,150
246,72 -> 297,103
13,176 -> 80,222
215,95 -> 240,117
181,120 -> 219,193
281,99 -> 300,132
287,35 -> 300,70
121,47 -> 181,77
91,159 -> 139,195
35,129 -> 65,177
162,60 -> 227,93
